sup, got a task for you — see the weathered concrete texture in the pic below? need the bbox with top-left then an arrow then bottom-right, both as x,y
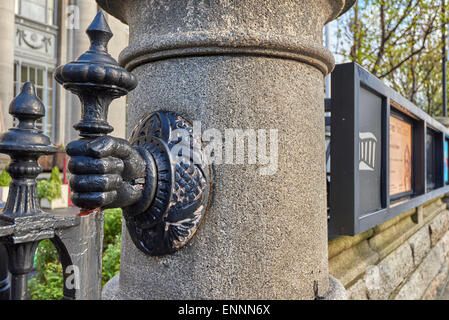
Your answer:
330,196 -> 449,300
366,241 -> 414,300
322,275 -> 347,300
429,210 -> 449,247
120,56 -> 327,300
346,277 -> 368,300
99,0 -> 354,74
329,239 -> 379,287
97,0 -> 355,299
101,273 -> 120,300
436,269 -> 449,300
394,232 -> 449,300
328,229 -> 374,260
329,207 -> 418,288
422,261 -> 449,300
104,14 -> 129,140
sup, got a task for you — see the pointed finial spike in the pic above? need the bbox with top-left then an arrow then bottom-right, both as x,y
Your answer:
86,11 -> 113,52
9,82 -> 45,120
22,82 -> 35,95
87,11 -> 112,37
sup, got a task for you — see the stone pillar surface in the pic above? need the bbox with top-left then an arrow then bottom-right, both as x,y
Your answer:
98,0 -> 355,299
105,15 -> 129,139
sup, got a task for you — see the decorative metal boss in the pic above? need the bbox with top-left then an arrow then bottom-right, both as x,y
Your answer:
55,11 -> 212,256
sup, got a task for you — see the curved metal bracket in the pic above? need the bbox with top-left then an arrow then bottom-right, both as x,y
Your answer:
124,111 -> 212,256
50,235 -> 76,300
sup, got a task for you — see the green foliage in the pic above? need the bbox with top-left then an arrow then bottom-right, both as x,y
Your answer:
0,165 -> 11,187
28,262 -> 64,300
37,180 -> 61,201
28,209 -> 123,299
335,0 -> 446,116
103,208 -> 122,250
49,166 -> 62,184
34,239 -> 59,271
102,209 -> 122,286
102,234 -> 121,286
37,166 -> 62,201
28,240 -> 63,300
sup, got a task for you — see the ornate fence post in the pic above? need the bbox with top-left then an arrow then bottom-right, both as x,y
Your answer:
0,82 -> 104,300
0,82 -> 58,299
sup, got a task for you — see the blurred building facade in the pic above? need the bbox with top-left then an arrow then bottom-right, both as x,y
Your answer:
0,0 -> 129,148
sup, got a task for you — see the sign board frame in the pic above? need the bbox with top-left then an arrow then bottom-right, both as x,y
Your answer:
445,136 -> 449,184
329,62 -> 448,237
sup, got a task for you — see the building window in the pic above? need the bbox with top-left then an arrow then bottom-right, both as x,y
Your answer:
14,62 -> 55,141
15,0 -> 57,26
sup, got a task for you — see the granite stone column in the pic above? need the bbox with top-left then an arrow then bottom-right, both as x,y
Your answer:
98,0 -> 355,299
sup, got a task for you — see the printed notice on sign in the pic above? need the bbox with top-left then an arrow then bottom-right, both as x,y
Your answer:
389,115 -> 412,196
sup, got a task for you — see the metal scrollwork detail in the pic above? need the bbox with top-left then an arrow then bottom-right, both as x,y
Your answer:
125,111 -> 211,256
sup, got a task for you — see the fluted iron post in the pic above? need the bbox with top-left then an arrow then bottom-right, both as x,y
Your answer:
0,81 -> 105,300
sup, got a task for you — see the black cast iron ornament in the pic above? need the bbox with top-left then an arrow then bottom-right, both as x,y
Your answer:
126,112 -> 210,255
0,82 -> 58,299
56,11 -> 212,256
0,82 -> 58,218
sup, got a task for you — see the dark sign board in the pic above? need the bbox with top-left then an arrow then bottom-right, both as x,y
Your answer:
358,87 -> 383,214
329,62 -> 449,237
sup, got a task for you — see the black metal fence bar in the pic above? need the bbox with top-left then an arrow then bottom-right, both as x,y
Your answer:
0,244 -> 9,300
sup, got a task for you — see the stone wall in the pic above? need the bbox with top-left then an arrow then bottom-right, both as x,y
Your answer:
329,195 -> 449,300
